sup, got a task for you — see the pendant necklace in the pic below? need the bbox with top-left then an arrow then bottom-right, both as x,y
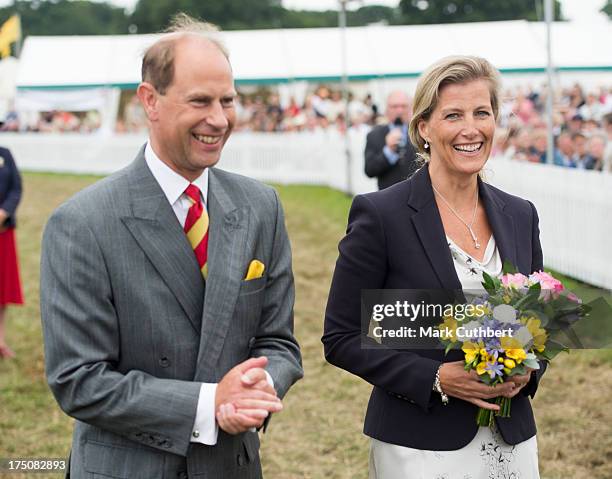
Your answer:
432,184 -> 481,249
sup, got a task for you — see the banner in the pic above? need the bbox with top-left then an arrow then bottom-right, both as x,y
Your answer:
0,14 -> 21,58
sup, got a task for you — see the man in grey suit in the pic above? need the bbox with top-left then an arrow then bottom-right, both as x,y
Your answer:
40,14 -> 303,478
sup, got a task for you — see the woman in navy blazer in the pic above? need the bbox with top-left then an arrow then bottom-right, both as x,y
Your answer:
0,146 -> 24,359
323,57 -> 546,478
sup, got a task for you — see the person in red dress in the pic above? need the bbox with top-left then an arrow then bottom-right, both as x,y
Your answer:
0,146 -> 24,359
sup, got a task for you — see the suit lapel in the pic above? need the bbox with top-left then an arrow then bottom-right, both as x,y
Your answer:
408,167 -> 462,290
478,179 -> 518,270
194,169 -> 250,379
121,151 -> 205,334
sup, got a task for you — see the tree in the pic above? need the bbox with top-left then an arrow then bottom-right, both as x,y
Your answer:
129,0 -> 286,33
602,0 -> 612,19
349,5 -> 401,26
398,0 -> 563,24
0,0 -> 129,36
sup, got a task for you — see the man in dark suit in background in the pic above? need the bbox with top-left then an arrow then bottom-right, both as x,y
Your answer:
364,91 -> 418,190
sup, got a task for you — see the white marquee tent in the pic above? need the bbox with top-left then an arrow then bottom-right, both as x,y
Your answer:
15,20 -> 612,88
11,19 -> 612,130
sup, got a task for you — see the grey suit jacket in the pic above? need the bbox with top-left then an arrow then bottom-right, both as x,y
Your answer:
40,149 -> 303,478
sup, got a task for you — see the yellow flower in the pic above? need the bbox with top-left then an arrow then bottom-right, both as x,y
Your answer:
505,348 -> 527,363
476,361 -> 488,375
501,336 -> 522,351
503,294 -> 511,304
504,358 -> 516,369
462,341 -> 481,363
439,315 -> 458,343
485,353 -> 498,364
525,317 -> 547,353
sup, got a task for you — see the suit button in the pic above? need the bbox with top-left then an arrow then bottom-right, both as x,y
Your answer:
177,471 -> 188,479
248,337 -> 256,349
159,357 -> 170,368
237,454 -> 246,466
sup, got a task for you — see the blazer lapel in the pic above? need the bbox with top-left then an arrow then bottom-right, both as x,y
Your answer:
478,179 -> 518,271
121,151 -> 205,334
408,166 -> 462,291
194,168 -> 250,379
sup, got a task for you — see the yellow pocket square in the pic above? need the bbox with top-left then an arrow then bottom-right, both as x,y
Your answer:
245,259 -> 265,280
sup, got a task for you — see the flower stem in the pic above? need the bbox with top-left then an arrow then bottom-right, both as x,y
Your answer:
495,397 -> 512,418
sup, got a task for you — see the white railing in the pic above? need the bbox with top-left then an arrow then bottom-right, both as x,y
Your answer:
484,159 -> 612,291
2,132 -> 610,290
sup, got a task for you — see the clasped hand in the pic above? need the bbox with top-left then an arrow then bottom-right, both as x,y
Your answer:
439,361 -> 533,411
215,356 -> 282,435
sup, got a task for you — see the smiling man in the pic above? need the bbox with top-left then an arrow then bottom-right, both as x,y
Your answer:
40,14 -> 302,479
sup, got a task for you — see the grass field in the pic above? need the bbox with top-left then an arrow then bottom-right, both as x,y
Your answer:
0,172 -> 610,478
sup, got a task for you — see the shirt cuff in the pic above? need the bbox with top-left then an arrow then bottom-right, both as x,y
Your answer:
191,383 -> 218,445
264,370 -> 275,389
383,145 -> 400,165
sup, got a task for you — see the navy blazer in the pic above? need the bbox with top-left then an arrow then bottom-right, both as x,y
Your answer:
323,164 -> 547,450
0,147 -> 22,228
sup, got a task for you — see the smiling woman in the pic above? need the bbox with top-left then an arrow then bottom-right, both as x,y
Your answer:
323,55 -> 546,479
409,56 -> 502,259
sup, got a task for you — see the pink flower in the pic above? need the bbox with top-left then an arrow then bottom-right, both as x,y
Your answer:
501,273 -> 529,289
567,292 -> 582,304
529,271 -> 564,293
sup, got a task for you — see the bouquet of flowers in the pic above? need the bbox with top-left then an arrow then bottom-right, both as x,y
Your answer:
438,268 -> 590,426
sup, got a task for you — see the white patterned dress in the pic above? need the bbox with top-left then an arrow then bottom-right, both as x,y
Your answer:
368,235 -> 540,479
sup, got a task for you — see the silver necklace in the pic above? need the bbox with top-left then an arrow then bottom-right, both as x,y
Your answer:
432,183 -> 481,249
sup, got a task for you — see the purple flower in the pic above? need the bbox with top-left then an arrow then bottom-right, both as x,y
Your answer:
485,361 -> 505,378
484,337 -> 501,353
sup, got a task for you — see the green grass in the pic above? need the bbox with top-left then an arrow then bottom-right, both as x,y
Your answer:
0,173 -> 610,478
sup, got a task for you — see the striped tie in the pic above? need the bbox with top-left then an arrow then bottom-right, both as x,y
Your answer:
183,184 -> 209,277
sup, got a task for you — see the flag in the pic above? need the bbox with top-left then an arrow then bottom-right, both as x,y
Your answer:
0,14 -> 21,58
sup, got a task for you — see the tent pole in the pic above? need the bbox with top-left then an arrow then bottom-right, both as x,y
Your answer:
339,0 -> 353,195
545,0 -> 555,165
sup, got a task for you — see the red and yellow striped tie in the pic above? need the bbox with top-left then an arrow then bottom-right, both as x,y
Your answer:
184,184 -> 209,277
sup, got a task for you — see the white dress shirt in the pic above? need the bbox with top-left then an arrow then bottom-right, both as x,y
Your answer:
144,142 -> 218,445
145,141 -> 274,444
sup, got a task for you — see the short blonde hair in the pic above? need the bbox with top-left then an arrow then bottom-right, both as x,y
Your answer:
141,13 -> 229,95
408,56 -> 501,159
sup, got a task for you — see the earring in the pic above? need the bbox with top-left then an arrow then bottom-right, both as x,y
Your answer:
424,141 -> 429,149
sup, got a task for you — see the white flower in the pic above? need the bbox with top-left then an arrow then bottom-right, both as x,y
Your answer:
493,304 -> 519,324
523,352 -> 541,370
513,326 -> 534,349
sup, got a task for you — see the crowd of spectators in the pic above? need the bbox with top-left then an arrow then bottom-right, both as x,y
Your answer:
2,81 -> 611,173
493,83 -> 612,172
0,108 -> 101,133
233,87 -> 378,133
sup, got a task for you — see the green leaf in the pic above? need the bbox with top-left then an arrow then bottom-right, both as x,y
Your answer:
540,339 -> 570,361
502,261 -> 518,274
481,272 -> 497,293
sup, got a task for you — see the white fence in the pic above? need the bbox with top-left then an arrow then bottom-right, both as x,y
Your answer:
484,160 -> 612,291
2,132 -> 610,290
